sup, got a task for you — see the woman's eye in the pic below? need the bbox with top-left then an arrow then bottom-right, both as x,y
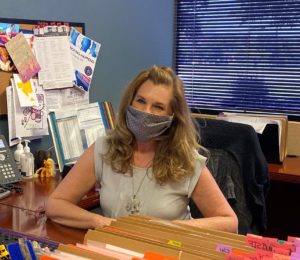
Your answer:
154,105 -> 164,110
136,98 -> 145,104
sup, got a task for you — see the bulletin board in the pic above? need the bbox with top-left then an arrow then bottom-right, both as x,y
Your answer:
0,17 -> 85,116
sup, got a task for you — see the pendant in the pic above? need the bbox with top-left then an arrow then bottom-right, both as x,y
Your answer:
125,195 -> 141,214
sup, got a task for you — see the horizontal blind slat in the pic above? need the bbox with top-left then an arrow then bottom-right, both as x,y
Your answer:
175,0 -> 300,117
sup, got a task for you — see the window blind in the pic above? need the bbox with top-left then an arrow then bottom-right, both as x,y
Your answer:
175,0 -> 300,119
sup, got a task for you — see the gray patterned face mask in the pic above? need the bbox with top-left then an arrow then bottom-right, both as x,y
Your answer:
126,106 -> 174,142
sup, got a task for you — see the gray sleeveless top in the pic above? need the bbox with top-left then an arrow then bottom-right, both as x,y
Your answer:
94,136 -> 206,220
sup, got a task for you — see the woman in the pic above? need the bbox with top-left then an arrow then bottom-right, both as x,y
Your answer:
46,66 -> 238,233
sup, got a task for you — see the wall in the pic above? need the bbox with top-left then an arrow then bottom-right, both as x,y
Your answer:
0,0 -> 174,154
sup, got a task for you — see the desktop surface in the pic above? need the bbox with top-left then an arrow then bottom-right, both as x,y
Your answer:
0,204 -> 85,245
0,174 -> 99,246
0,174 -> 61,212
268,156 -> 300,183
0,174 -> 99,212
263,156 -> 300,239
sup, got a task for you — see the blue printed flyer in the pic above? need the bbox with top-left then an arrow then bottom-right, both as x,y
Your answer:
69,27 -> 101,92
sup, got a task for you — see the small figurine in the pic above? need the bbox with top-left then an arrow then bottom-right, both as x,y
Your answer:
34,158 -> 55,178
34,150 -> 56,178
0,244 -> 9,260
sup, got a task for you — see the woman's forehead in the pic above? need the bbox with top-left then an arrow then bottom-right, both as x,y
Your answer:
137,80 -> 172,98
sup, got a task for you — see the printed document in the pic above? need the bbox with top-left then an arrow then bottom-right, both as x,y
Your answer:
69,27 -> 101,92
45,87 -> 89,111
33,36 -> 75,89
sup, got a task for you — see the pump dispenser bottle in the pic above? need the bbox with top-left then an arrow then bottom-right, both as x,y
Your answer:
14,137 -> 24,170
20,140 -> 34,178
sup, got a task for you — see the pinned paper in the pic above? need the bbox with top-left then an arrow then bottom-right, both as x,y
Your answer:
5,33 -> 41,82
69,27 -> 101,92
34,35 -> 75,89
13,74 -> 39,107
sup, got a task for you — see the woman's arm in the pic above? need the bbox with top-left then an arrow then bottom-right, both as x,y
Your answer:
45,143 -> 114,229
173,166 -> 238,233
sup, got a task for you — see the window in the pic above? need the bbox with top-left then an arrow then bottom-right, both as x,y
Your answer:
175,0 -> 300,119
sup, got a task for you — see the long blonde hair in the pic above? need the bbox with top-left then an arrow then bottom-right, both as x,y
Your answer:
103,65 -> 202,184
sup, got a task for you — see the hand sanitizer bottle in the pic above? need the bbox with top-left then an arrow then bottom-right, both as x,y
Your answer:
14,137 -> 24,170
20,140 -> 34,178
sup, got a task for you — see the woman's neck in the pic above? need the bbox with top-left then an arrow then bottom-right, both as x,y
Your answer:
133,140 -> 156,168
134,139 -> 156,152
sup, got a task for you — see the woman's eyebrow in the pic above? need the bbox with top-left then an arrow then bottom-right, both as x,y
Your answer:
135,94 -> 144,99
154,101 -> 167,107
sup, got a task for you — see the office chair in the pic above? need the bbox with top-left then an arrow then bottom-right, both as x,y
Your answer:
190,117 -> 270,234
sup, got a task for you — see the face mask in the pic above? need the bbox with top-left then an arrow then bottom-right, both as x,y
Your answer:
126,106 -> 174,142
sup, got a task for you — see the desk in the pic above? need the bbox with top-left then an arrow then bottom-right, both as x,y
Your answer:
0,204 -> 85,245
268,156 -> 300,183
0,175 -> 99,246
0,175 -> 100,212
263,156 -> 300,239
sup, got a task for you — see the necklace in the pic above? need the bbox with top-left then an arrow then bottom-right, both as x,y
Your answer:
125,167 -> 150,214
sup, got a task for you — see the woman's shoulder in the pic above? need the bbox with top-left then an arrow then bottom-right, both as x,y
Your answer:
190,149 -> 207,179
193,149 -> 207,165
94,135 -> 109,154
95,135 -> 107,144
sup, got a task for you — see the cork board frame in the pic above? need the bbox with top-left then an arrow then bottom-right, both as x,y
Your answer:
0,17 -> 85,117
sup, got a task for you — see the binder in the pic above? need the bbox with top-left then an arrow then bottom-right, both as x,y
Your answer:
259,115 -> 288,164
258,123 -> 281,164
48,101 -> 115,172
214,113 -> 288,164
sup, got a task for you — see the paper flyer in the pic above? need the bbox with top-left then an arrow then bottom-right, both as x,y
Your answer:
44,87 -> 89,111
6,85 -> 38,147
34,36 -> 75,89
6,80 -> 48,146
69,27 -> 101,92
5,33 -> 41,82
13,78 -> 48,135
0,23 -> 20,72
13,74 -> 39,107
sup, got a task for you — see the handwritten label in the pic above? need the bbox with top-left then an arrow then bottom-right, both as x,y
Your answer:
217,244 -> 232,254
